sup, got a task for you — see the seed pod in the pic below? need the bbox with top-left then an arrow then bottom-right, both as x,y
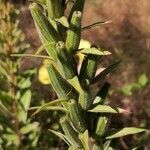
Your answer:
68,99 -> 87,133
79,88 -> 93,110
47,64 -> 78,100
80,54 -> 99,80
68,0 -> 85,21
29,3 -> 61,59
46,0 -> 63,19
60,116 -> 82,148
56,41 -> 76,79
95,116 -> 109,137
65,11 -> 82,53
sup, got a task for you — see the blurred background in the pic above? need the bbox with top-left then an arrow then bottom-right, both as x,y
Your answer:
1,0 -> 150,149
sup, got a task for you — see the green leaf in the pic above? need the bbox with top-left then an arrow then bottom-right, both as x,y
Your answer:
20,122 -> 39,134
121,84 -> 133,96
48,129 -> 71,146
91,60 -> 121,84
11,54 -> 52,60
0,64 -> 9,78
82,20 -> 112,31
35,42 -> 55,55
93,82 -> 110,105
79,48 -> 111,56
0,90 -> 13,104
88,105 -> 128,114
79,130 -> 90,150
55,16 -> 69,28
0,101 -> 14,118
30,98 -> 68,116
17,90 -> 31,122
68,76 -> 83,93
3,133 -> 20,146
18,78 -> 31,89
138,74 -> 148,87
104,140 -> 112,150
106,127 -> 147,139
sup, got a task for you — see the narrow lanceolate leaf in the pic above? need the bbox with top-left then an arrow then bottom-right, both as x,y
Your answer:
32,106 -> 67,116
46,0 -> 63,19
47,64 -> 78,100
93,82 -> 110,105
29,3 -> 61,59
30,98 -> 68,116
80,54 -> 99,80
88,105 -> 128,114
104,140 -> 112,150
68,99 -> 87,133
60,116 -> 82,148
79,130 -> 90,150
82,20 -> 112,31
95,116 -> 109,137
66,11 -> 82,53
106,127 -> 147,139
91,60 -> 121,84
56,41 -> 76,79
48,129 -> 71,146
79,48 -> 111,56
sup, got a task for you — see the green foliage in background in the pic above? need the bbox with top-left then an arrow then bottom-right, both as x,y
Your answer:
121,74 -> 149,96
28,0 -> 148,149
0,0 -> 40,149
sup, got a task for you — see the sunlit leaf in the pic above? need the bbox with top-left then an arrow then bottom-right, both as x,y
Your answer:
138,74 -> 148,87
79,130 -> 90,150
55,16 -> 69,28
79,48 -> 111,56
106,127 -> 147,139
48,129 -> 71,146
68,76 -> 83,93
91,60 -> 121,84
20,122 -> 39,134
88,105 -> 128,114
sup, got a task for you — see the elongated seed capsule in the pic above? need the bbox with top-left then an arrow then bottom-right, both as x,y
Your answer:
95,116 -> 109,137
79,88 -> 93,110
46,0 -> 63,19
56,41 -> 76,79
80,54 -> 99,80
29,3 -> 61,59
68,99 -> 87,133
47,64 -> 78,100
68,0 -> 85,21
65,11 -> 82,53
60,116 -> 82,148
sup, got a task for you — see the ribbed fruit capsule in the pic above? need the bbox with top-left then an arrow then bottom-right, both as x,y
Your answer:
95,116 -> 109,137
68,99 -> 87,133
29,3 -> 61,59
56,41 -> 76,79
46,0 -> 63,19
80,54 -> 99,81
65,11 -> 82,53
47,64 -> 78,100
